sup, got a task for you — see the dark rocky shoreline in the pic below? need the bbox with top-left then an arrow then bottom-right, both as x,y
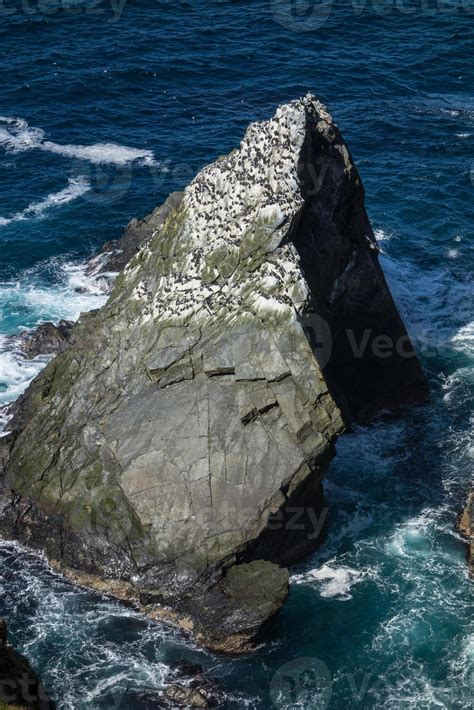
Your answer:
0,96 -> 429,656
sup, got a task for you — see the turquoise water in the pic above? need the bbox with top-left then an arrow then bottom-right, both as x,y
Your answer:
0,2 -> 473,707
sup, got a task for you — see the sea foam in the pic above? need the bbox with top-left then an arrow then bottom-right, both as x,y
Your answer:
0,339 -> 49,428
0,177 -> 90,226
0,540 -> 173,710
0,258 -> 109,430
291,563 -> 371,600
0,116 -> 157,166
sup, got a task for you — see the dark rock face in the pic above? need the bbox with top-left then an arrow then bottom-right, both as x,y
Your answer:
13,321 -> 75,360
189,561 -> 290,653
295,126 -> 428,422
0,96 -> 427,652
0,619 -> 55,709
0,620 -> 6,646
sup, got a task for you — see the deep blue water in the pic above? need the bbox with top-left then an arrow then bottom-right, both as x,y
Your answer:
0,2 -> 473,708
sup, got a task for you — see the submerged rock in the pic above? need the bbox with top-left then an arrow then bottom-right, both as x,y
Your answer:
0,95 -> 427,651
164,684 -> 213,708
163,660 -> 220,708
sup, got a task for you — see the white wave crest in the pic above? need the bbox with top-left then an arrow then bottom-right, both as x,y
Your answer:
0,258 -> 110,430
0,260 -> 109,328
0,115 -> 156,166
41,140 -> 156,166
0,177 -> 90,226
0,116 -> 45,151
0,339 -> 49,428
291,563 -> 370,600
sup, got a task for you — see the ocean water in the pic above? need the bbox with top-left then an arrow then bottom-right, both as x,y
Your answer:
0,1 -> 473,708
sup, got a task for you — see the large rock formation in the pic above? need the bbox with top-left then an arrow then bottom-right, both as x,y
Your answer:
0,96 -> 427,652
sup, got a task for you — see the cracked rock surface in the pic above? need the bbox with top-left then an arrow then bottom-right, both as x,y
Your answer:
0,95 -> 427,651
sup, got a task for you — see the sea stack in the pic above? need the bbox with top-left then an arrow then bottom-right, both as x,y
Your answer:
0,96 -> 427,652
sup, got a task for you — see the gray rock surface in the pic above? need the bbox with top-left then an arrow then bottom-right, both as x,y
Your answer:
0,95 -> 427,651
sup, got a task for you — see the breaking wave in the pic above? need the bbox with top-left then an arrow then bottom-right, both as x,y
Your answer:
0,177 -> 90,226
0,257 -> 110,429
0,116 -> 157,166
